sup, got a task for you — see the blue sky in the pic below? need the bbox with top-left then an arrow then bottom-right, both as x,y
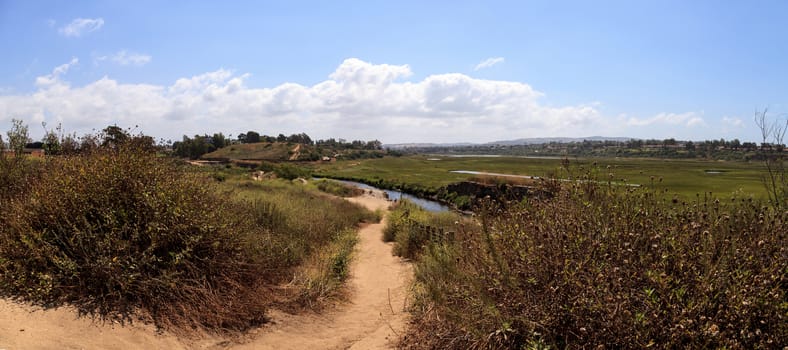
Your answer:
1,0 -> 786,144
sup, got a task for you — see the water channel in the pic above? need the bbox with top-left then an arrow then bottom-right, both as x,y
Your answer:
320,178 -> 451,212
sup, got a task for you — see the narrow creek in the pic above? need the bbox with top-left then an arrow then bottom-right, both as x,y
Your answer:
318,178 -> 451,212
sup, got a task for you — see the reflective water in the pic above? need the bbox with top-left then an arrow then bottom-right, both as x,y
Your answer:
323,179 -> 451,212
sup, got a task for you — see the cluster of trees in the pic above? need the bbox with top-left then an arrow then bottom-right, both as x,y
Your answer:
402,137 -> 785,161
1,120 -> 155,157
235,130 -> 383,150
315,138 -> 382,150
622,138 -> 770,152
237,131 -> 313,144
172,130 -> 384,159
1,119 -> 30,158
567,138 -> 783,160
236,131 -> 384,151
172,133 -> 230,159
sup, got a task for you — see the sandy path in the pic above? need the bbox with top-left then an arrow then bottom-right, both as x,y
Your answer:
0,301 -> 224,349
0,193 -> 410,350
232,193 -> 410,349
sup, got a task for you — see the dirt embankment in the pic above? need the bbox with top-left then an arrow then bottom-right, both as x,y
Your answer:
288,144 -> 302,161
0,192 -> 409,350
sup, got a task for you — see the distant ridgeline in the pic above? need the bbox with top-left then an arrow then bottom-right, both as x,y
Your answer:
387,137 -> 785,161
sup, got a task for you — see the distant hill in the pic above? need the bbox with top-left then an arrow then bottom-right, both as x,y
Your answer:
385,136 -> 633,149
384,142 -> 475,149
202,142 -> 312,161
487,136 -> 633,146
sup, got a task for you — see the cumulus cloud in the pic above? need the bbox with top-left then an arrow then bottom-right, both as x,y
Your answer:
2,58 -> 608,143
474,57 -> 505,71
59,18 -> 104,37
96,50 -> 152,66
34,57 -> 78,87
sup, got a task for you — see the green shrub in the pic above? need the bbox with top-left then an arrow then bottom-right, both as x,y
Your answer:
383,200 -> 419,242
383,200 -> 461,259
211,171 -> 227,182
315,179 -> 364,197
0,145 -> 269,330
258,161 -> 276,172
402,183 -> 787,349
273,163 -> 311,180
382,219 -> 399,242
328,228 -> 358,281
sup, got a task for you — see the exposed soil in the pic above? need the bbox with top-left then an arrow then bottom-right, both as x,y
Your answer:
288,144 -> 302,161
0,192 -> 410,350
0,301 -> 222,349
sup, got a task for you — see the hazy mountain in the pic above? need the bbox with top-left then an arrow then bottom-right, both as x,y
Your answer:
385,136 -> 633,149
384,142 -> 476,149
486,136 -> 633,146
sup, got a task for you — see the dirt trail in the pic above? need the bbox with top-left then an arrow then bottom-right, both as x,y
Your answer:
232,193 -> 410,349
0,192 -> 410,350
288,144 -> 302,161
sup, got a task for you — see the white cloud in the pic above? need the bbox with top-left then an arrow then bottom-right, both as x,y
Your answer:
474,57 -> 505,71
96,50 -> 152,66
0,58 -> 617,143
329,58 -> 411,85
34,57 -> 78,87
59,18 -> 104,37
625,112 -> 705,127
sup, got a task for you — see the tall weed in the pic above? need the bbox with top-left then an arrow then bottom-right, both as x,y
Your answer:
383,199 -> 463,259
217,176 -> 378,306
0,154 -> 40,203
290,228 -> 359,308
314,179 -> 364,197
401,181 -> 786,348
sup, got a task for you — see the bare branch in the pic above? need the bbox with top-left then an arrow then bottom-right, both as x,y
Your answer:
754,108 -> 787,208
